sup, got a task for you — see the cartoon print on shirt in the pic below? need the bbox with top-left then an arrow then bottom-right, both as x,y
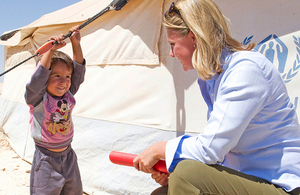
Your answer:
46,99 -> 72,136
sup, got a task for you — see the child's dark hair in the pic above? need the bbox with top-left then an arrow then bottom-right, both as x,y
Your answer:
51,51 -> 73,71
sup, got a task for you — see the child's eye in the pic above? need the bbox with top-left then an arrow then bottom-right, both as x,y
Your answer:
66,75 -> 71,79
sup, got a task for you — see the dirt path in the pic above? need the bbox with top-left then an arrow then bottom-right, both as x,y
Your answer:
0,132 -> 31,195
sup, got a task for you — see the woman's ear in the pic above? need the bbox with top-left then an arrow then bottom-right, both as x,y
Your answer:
188,31 -> 197,45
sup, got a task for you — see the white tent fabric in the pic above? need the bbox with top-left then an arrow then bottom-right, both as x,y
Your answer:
0,0 -> 300,194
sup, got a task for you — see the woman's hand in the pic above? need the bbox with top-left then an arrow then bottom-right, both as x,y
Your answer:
133,141 -> 167,174
152,172 -> 169,186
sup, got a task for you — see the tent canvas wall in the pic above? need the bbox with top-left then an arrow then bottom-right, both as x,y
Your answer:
0,0 -> 299,194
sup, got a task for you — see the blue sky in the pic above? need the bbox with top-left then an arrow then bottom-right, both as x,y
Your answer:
0,0 -> 81,82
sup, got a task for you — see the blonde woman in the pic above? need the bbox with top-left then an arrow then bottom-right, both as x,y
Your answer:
133,0 -> 300,194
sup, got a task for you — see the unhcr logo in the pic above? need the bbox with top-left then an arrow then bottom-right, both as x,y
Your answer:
255,35 -> 300,83
242,34 -> 300,110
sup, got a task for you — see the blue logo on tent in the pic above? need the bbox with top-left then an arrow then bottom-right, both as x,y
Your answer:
242,34 -> 300,83
242,35 -> 300,110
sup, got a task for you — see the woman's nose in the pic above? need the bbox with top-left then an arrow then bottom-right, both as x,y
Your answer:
169,48 -> 175,57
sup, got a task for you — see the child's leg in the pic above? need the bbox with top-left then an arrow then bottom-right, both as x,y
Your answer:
60,146 -> 82,195
30,145 -> 82,195
30,145 -> 64,195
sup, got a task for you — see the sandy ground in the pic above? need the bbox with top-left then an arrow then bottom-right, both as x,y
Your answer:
0,132 -> 88,195
0,132 -> 31,195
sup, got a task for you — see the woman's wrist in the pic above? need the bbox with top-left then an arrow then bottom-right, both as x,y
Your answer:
152,141 -> 167,160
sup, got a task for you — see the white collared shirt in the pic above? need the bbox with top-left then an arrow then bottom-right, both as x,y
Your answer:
166,49 -> 300,192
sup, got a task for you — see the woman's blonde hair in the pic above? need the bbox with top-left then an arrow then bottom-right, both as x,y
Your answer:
163,0 -> 255,80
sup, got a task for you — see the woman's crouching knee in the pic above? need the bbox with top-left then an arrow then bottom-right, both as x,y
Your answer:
168,160 -> 205,194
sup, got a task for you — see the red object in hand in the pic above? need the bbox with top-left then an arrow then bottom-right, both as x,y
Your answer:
109,151 -> 168,173
35,40 -> 55,56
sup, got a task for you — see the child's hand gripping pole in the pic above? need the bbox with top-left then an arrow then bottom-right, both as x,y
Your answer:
109,151 -> 168,173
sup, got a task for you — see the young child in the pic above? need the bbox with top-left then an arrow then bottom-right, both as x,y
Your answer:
24,25 -> 85,195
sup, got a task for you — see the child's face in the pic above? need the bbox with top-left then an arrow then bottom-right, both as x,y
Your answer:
47,61 -> 72,97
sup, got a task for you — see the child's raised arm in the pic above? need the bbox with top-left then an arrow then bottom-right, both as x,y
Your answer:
69,25 -> 84,65
40,34 -> 66,70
